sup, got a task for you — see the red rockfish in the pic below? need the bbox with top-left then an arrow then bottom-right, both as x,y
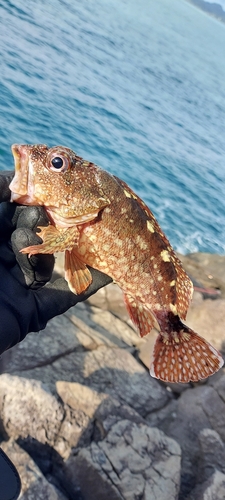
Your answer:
9,144 -> 224,383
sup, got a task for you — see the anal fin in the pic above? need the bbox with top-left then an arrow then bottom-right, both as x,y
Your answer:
65,248 -> 92,294
124,293 -> 159,337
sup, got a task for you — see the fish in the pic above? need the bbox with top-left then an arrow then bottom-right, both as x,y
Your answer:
9,143 -> 224,384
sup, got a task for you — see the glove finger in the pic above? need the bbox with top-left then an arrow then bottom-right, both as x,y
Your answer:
11,228 -> 54,288
0,204 -> 49,240
15,205 -> 49,231
0,170 -> 14,202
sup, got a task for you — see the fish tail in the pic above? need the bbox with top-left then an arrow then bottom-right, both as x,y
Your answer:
150,320 -> 224,383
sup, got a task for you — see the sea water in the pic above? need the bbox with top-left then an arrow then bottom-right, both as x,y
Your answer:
0,0 -> 225,254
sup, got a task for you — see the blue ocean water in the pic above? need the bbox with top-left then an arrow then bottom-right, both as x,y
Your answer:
0,0 -> 225,254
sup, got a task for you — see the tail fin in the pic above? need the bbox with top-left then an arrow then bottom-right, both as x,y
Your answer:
150,324 -> 224,383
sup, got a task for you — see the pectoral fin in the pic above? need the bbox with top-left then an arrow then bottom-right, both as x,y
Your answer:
65,248 -> 92,294
20,225 -> 80,255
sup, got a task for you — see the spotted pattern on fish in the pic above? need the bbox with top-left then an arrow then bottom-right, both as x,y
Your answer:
9,144 -> 224,384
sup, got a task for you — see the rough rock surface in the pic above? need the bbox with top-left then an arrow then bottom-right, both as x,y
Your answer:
0,252 -> 225,499
66,420 -> 181,500
189,470 -> 225,500
0,375 -> 64,445
1,440 -> 68,500
178,252 -> 225,298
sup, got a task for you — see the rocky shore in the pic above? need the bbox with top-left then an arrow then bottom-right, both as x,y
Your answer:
0,252 -> 225,500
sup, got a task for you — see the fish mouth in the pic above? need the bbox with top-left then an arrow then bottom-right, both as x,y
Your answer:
10,144 -> 36,204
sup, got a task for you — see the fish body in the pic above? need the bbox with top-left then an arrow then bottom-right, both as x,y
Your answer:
10,144 -> 224,383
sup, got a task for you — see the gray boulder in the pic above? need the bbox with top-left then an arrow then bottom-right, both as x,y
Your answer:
64,419 -> 181,500
163,374 -> 225,498
3,344 -> 170,417
189,470 -> 225,500
0,374 -> 64,445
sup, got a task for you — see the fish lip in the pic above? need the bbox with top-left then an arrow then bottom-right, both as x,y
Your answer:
10,144 -> 32,203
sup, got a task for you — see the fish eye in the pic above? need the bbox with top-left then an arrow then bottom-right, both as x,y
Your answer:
49,154 -> 70,173
51,157 -> 64,169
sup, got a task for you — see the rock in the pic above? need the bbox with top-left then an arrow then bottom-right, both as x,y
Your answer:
163,375 -> 225,498
53,383 -> 147,493
0,374 -> 64,444
197,429 -> 225,483
1,440 -> 68,500
189,470 -> 225,500
55,382 -> 108,459
136,327 -> 158,371
65,300 -> 138,349
0,374 -> 64,473
186,296 -> 225,355
6,346 -> 170,417
55,381 -> 145,446
56,381 -> 108,418
64,420 -> 181,500
0,313 -> 86,374
93,394 -> 145,439
88,282 -> 131,323
54,401 -> 92,460
145,398 -> 178,433
178,252 -> 225,298
0,297 -> 139,376
1,251 -> 225,499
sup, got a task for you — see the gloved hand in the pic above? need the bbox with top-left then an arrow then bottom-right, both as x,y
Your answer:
0,170 -> 112,355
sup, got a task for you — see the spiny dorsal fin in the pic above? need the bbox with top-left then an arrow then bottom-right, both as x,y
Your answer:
114,176 -> 193,319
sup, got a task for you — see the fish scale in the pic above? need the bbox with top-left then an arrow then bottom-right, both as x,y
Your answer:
9,143 -> 224,384
78,176 -> 191,318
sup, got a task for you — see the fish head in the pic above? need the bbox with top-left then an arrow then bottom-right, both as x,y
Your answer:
10,144 -> 110,226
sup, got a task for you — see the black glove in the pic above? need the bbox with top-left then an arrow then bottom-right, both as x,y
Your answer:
0,170 -> 112,355
0,447 -> 21,500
